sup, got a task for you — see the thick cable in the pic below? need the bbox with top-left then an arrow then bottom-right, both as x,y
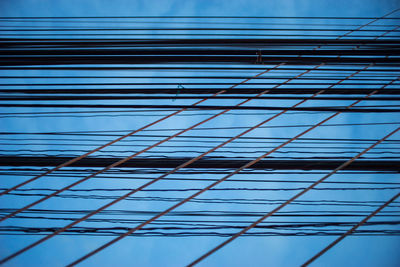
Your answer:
187,125 -> 400,266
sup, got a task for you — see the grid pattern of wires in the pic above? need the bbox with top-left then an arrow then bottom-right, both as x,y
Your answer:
0,13 -> 399,266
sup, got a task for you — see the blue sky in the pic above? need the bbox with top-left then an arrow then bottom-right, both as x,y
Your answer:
0,0 -> 399,266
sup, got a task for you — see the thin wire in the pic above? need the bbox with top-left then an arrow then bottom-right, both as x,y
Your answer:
0,63 -> 284,212
187,126 -> 400,266
1,11 -> 398,266
0,62 -> 334,261
1,15 -> 400,19
0,63 -> 282,197
66,66 -> 399,265
302,192 -> 400,266
63,76 -> 392,266
0,16 -> 394,263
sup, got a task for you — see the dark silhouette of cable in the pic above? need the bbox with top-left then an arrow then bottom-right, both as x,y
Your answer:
302,192 -> 400,266
0,63 -> 360,261
0,71 -> 396,261
0,62 -> 282,198
61,78 -> 388,266
0,10 -> 396,266
187,126 -> 400,266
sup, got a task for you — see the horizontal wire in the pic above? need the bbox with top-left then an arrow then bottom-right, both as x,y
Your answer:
1,104 -> 400,112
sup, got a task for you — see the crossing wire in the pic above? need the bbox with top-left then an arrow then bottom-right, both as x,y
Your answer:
187,126 -> 400,266
0,7 -> 398,266
62,85 -> 393,267
0,11 -> 397,264
0,62 -> 283,197
63,32 -> 400,265
301,192 -> 400,266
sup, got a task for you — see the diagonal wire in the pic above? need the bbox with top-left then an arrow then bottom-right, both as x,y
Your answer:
302,192 -> 400,266
0,49 -> 367,264
0,62 -> 282,198
64,20 -> 400,263
2,4 -> 393,209
65,80 -> 396,267
187,126 -> 400,266
2,63 -> 389,263
1,10 -> 398,265
0,63 -> 289,223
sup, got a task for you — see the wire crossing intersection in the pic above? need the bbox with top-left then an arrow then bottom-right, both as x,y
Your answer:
0,11 -> 399,266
